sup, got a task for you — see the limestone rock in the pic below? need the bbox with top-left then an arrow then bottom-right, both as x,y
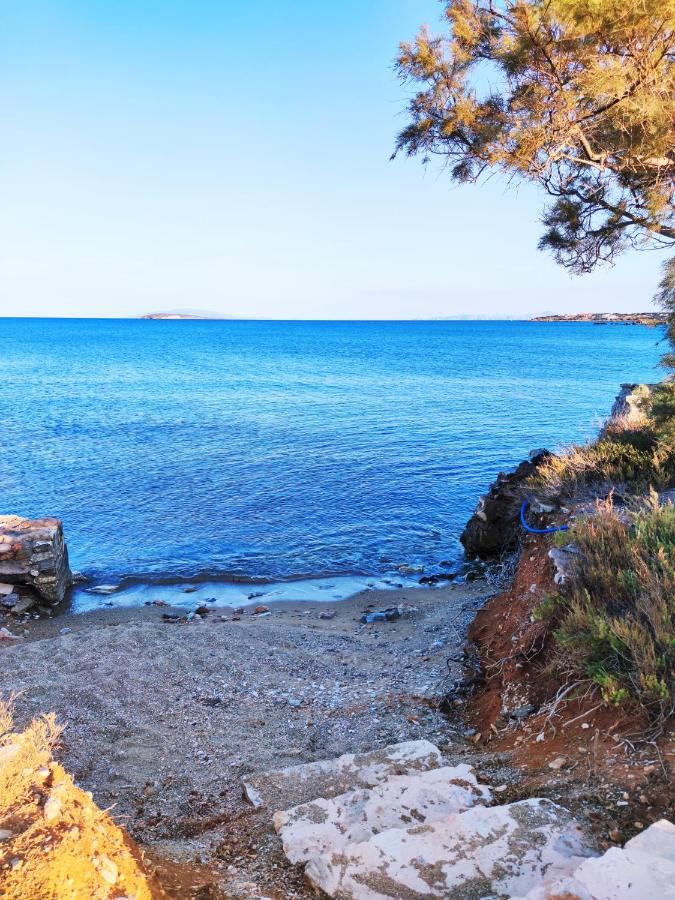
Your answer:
604,382 -> 655,431
549,545 -> 581,585
242,740 -> 443,811
274,764 -> 491,864
304,797 -> 594,900
460,451 -> 554,559
515,819 -> 675,899
0,516 -> 71,605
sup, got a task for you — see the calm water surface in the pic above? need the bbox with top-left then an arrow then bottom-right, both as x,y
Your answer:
0,319 -> 664,589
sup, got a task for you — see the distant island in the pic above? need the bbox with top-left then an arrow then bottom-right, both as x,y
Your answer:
531,312 -> 667,326
141,313 -> 210,320
140,308 -> 227,320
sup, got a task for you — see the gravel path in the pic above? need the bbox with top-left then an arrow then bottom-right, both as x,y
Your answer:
1,581 -> 490,897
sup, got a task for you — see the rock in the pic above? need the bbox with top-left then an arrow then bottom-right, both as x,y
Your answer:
319,610 -> 336,620
0,829 -> 14,841
515,819 -> 675,899
0,516 -> 71,605
43,785 -> 67,822
549,545 -> 581,585
59,627 -> 72,636
7,595 -> 36,616
304,798 -> 594,900
419,573 -> 456,585
510,704 -> 537,720
252,605 -> 270,616
602,383 -> 654,432
460,451 -> 554,559
96,855 -> 118,885
274,765 -> 491,864
0,627 -> 22,641
242,740 -> 443,810
548,756 -> 567,770
0,583 -> 15,596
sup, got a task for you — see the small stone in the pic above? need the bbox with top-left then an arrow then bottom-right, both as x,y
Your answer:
252,605 -> 271,615
287,699 -> 302,708
608,829 -> 621,842
43,790 -> 63,822
634,821 -> 644,829
319,610 -> 336,620
494,784 -> 508,793
0,627 -> 22,641
548,756 -> 567,770
97,855 -> 118,884
59,627 -> 72,635
0,828 -> 13,841
510,704 -> 536,720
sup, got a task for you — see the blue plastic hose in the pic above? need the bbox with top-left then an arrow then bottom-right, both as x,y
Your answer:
520,499 -> 569,535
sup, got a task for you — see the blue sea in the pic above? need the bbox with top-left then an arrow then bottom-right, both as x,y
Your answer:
0,319 -> 664,606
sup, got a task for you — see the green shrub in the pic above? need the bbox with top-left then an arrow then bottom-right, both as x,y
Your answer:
553,498 -> 674,727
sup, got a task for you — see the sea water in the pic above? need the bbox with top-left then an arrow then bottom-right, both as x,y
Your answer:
0,318 -> 663,607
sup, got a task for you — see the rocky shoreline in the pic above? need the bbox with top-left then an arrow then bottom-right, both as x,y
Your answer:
531,311 -> 667,326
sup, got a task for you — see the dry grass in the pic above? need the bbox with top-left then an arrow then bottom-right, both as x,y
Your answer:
0,697 -> 156,899
545,496 -> 675,730
527,415 -> 675,501
0,697 -> 61,816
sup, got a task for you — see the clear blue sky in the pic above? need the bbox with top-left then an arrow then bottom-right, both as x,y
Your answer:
0,0 -> 664,319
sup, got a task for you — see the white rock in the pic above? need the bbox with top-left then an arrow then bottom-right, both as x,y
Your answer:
304,798 -> 594,900
242,740 -> 443,810
274,764 -> 491,864
625,818 -> 675,861
514,819 -> 675,899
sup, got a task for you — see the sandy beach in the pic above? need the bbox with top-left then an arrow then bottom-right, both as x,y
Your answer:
1,580 -> 492,897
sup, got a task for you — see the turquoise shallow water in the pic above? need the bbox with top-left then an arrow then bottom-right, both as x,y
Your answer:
0,318 -> 664,591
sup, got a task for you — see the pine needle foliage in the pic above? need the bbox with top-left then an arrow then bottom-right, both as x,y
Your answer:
395,0 -> 675,274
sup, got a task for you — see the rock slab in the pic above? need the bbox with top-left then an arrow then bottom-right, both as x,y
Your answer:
516,818 -> 675,899
274,764 -> 491,864
242,740 -> 443,811
0,515 -> 72,605
304,797 -> 594,900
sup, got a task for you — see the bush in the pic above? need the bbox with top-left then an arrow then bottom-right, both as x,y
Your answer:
528,436 -> 675,499
551,497 -> 674,727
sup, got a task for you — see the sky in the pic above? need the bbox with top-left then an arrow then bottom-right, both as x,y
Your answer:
0,0 -> 665,319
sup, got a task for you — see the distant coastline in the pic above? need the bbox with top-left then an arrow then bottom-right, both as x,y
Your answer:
141,312 -> 216,320
531,311 -> 666,326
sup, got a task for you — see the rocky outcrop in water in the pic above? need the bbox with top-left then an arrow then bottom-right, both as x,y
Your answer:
0,516 -> 71,605
460,450 -> 554,560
